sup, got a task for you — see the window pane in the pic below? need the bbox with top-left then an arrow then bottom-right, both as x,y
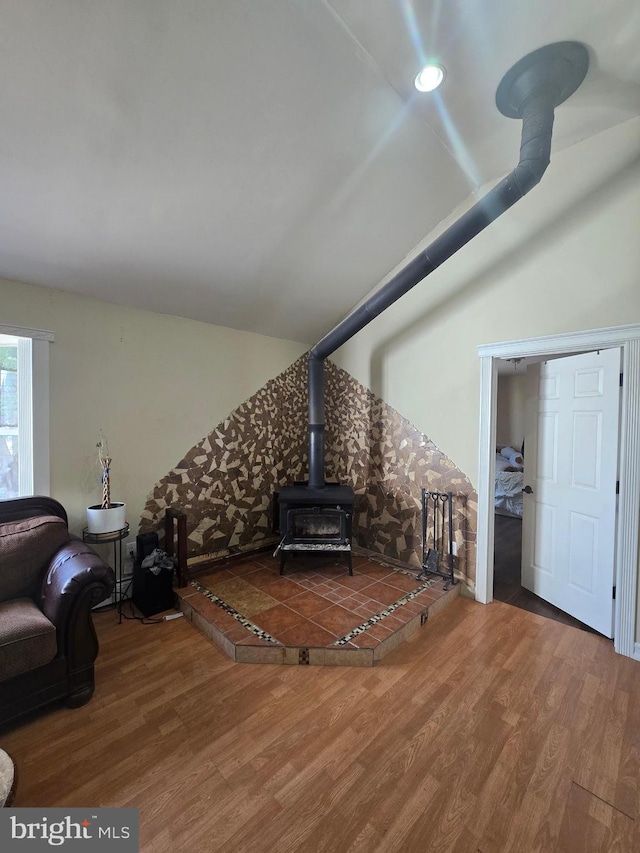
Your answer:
0,326 -> 48,498
0,334 -> 23,499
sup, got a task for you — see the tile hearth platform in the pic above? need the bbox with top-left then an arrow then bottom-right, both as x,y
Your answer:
175,553 -> 459,666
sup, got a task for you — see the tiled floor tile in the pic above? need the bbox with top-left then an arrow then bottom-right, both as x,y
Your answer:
286,590 -> 334,618
365,621 -> 394,640
340,595 -> 364,611
380,613 -> 411,631
308,648 -> 326,665
196,569 -> 236,587
401,599 -> 429,616
283,647 -> 302,665
313,583 -> 335,597
414,587 -> 446,604
179,599 -> 193,620
323,648 -> 372,667
365,581 -> 405,606
209,605 -> 245,634
205,578 -> 278,617
324,592 -> 342,603
374,627 -> 412,661
191,610 -> 214,641
175,585 -> 199,600
384,607 -> 416,631
333,574 -> 376,592
355,603 -> 381,618
243,568 -> 281,588
237,635 -> 275,646
383,573 -> 423,593
355,564 -> 395,581
311,604 -> 361,636
207,629 -> 237,662
289,570 -> 318,580
278,621 -> 338,648
257,578 -> 304,601
350,631 -> 382,649
226,624 -> 254,643
189,594 -> 226,622
235,645 -> 284,664
252,603 -> 305,637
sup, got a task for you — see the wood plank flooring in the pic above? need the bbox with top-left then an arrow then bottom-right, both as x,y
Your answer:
2,596 -> 638,852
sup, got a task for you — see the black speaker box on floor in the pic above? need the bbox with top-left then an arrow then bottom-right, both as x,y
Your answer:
132,532 -> 176,617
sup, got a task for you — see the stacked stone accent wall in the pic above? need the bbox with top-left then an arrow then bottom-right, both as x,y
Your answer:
140,357 -> 477,584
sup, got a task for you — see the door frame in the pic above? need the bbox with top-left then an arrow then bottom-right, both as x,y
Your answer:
475,323 -> 640,658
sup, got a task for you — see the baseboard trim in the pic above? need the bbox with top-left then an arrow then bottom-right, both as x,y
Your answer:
186,543 -> 276,579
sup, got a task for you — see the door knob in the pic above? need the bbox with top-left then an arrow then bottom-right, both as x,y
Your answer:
523,485 -> 534,494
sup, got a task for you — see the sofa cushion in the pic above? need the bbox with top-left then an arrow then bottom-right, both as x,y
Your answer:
0,598 -> 57,682
0,515 -> 69,602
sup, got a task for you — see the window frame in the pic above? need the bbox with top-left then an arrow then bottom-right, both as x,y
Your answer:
0,324 -> 54,497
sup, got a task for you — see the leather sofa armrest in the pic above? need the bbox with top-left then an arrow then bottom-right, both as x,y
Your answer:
39,541 -> 115,632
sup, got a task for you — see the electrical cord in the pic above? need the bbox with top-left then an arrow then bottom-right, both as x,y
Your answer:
93,585 -> 164,624
120,596 -> 164,624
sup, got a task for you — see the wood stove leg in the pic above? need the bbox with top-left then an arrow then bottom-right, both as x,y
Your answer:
346,551 -> 353,576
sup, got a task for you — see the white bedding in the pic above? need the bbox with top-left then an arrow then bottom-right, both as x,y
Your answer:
494,449 -> 524,518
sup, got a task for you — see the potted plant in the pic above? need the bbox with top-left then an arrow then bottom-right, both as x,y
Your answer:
86,434 -> 126,534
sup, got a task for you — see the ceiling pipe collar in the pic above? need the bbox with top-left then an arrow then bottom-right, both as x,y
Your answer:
496,41 -> 589,119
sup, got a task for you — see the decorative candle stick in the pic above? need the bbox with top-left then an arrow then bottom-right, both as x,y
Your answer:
97,434 -> 112,510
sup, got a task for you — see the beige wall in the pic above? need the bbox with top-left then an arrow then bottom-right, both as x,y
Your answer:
496,373 -> 528,450
1,278 -> 306,541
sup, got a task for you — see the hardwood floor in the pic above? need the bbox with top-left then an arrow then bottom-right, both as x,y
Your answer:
2,596 -> 638,852
493,514 -> 599,634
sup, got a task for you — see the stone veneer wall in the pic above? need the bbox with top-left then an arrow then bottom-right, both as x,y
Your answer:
140,357 -> 478,585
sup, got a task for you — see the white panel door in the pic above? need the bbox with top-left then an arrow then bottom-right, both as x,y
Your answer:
521,348 -> 620,636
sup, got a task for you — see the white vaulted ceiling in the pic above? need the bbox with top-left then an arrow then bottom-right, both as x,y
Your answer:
1,1 -> 639,342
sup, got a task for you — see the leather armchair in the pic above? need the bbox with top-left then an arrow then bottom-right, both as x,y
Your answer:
0,497 -> 115,728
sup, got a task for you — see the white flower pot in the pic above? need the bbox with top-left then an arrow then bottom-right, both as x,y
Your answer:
86,502 -> 127,534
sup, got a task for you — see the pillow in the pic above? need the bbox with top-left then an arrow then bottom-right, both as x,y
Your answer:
495,453 -> 512,472
0,515 -> 69,602
500,446 -> 524,468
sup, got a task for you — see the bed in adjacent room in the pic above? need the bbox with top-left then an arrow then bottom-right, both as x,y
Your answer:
495,446 -> 524,518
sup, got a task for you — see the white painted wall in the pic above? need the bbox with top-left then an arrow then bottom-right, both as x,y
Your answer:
0,278 -> 307,540
496,373 -> 528,450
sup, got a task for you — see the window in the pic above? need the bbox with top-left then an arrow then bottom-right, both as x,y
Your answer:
0,325 -> 53,498
0,334 -> 20,497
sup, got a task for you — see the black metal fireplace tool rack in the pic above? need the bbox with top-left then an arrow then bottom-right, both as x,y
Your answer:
418,490 -> 457,590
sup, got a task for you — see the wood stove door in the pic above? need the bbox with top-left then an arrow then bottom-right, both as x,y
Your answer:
288,507 -> 346,545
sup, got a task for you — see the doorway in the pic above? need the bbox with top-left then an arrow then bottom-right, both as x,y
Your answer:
475,324 -> 640,659
492,355 -> 602,635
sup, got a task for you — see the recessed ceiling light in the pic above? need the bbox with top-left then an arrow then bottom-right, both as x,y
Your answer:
414,64 -> 445,93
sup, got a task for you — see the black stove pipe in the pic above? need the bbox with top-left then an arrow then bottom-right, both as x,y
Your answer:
306,42 -> 589,490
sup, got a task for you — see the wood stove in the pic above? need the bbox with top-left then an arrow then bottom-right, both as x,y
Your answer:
276,482 -> 354,575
